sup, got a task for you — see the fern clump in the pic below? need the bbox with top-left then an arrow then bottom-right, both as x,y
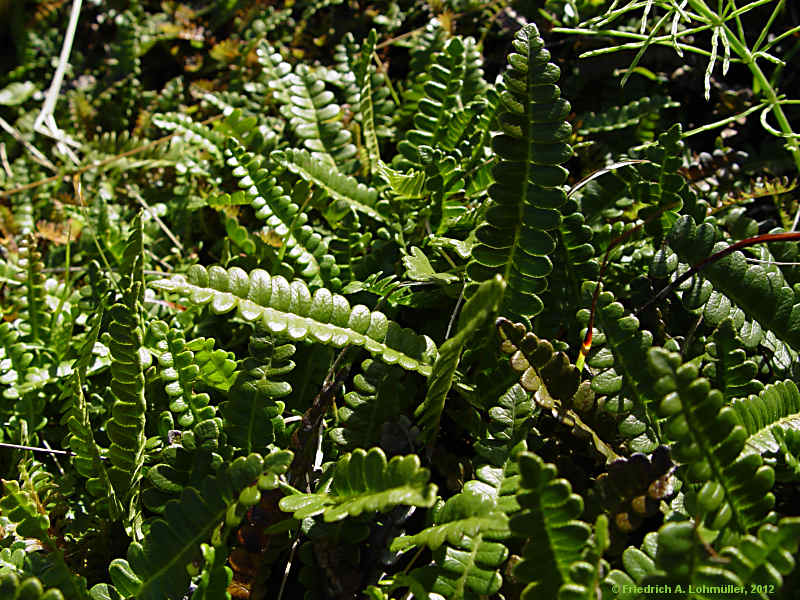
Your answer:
3,2 -> 800,598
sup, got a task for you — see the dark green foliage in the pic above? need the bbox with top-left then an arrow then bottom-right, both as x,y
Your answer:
510,452 -> 592,598
3,1 -> 800,598
668,215 -> 800,352
466,23 -> 573,320
649,348 -> 775,531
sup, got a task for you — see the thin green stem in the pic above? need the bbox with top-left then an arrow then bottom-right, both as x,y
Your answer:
683,0 -> 800,175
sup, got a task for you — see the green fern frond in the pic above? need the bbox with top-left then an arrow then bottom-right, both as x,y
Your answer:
18,235 -> 49,345
396,36 -> 480,166
109,452 -> 290,600
391,484 -> 510,549
151,265 -> 437,375
415,276 -> 504,441
151,112 -> 224,160
102,214 -> 146,521
719,517 -> 800,593
272,147 -> 385,223
668,215 -> 800,353
344,29 -> 383,175
329,358 -> 415,451
625,124 -> 691,241
279,447 -> 437,521
221,138 -> 341,287
0,480 -> 89,599
283,64 -> 357,167
0,573 -> 65,600
397,19 -> 447,127
603,522 -> 742,598
407,491 -> 510,599
151,324 -> 232,452
648,348 -> 775,531
221,334 -> 291,454
578,95 -> 678,135
466,23 -> 573,320
702,318 -> 764,400
510,451 -> 592,598
578,282 -> 660,453
731,380 -> 800,458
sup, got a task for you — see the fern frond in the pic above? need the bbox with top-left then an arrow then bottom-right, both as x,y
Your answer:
18,235 -> 49,345
221,139 -> 341,287
702,318 -> 764,400
109,452 -> 291,600
0,573 -> 66,600
396,36 -> 481,166
719,517 -> 800,592
329,358 -> 415,451
578,282 -> 660,453
103,214 -> 146,522
391,488 -> 509,552
578,95 -> 678,135
415,276 -> 504,441
283,64 -> 357,167
151,265 -> 437,375
151,324 -> 232,452
279,447 -> 437,521
151,112 -> 224,160
466,23 -> 573,320
510,451 -> 592,598
0,480 -> 89,599
496,316 -> 580,408
272,147 -> 385,223
221,333 -> 291,454
345,29 -> 382,175
594,446 -> 675,533
731,380 -> 800,458
648,348 -> 775,530
668,215 -> 800,353
404,488 -> 510,599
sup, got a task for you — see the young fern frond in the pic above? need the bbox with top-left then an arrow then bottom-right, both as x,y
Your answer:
102,214 -> 147,522
18,235 -> 49,346
466,23 -> 573,320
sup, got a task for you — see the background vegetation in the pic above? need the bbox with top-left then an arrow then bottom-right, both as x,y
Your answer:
1,0 -> 800,599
